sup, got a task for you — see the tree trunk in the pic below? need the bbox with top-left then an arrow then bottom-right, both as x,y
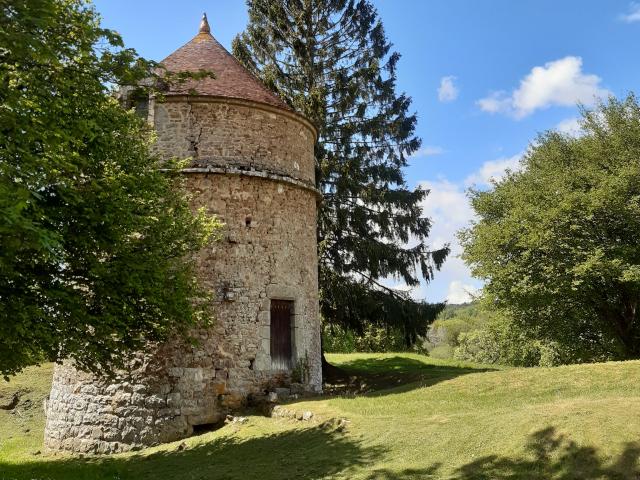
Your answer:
320,335 -> 349,384
604,297 -> 640,359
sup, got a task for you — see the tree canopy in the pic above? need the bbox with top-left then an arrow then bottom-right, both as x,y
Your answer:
0,0 -> 219,377
232,0 -> 448,346
461,94 -> 640,361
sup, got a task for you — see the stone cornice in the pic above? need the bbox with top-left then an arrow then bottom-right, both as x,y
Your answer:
180,164 -> 323,200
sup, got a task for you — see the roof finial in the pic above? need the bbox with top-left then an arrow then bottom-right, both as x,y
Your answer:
199,13 -> 211,34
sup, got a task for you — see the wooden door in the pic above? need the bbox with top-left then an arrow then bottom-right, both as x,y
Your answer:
270,300 -> 293,369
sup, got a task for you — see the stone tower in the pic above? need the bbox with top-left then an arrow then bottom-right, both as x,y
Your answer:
43,14 -> 321,454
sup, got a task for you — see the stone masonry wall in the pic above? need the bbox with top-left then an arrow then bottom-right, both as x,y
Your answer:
188,173 -> 321,388
44,98 -> 322,454
152,98 -> 316,185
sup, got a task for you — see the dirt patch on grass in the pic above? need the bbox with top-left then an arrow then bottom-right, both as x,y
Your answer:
0,391 -> 21,410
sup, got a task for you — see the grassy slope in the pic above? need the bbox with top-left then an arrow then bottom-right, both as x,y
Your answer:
0,363 -> 53,461
1,354 -> 639,479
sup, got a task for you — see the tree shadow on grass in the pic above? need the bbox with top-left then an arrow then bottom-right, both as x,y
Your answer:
0,425 -> 383,480
449,427 -> 640,480
366,427 -> 640,480
324,355 -> 495,396
2,425 -> 638,480
364,465 -> 443,479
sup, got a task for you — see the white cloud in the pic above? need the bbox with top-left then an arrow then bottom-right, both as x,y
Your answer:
438,76 -> 459,102
477,91 -> 512,114
556,117 -> 584,137
621,2 -> 640,22
446,280 -> 479,304
416,152 -> 524,302
464,153 -> 522,187
477,56 -> 609,118
418,178 -> 478,302
411,146 -> 445,158
420,178 -> 474,251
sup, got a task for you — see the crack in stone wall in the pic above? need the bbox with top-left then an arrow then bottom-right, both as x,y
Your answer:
186,102 -> 204,158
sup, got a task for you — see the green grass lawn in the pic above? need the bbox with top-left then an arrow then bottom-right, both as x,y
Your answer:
1,353 -> 640,479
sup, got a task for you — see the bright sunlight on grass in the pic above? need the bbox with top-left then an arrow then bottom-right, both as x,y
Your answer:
2,354 -> 640,479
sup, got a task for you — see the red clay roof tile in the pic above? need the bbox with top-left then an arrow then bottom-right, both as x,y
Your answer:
160,14 -> 291,111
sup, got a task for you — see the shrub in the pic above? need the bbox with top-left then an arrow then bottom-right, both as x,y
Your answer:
453,315 -> 564,367
424,303 -> 491,358
323,324 -> 408,353
428,345 -> 455,360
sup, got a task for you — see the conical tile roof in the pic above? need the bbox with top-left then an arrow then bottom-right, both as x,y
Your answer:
160,14 -> 290,111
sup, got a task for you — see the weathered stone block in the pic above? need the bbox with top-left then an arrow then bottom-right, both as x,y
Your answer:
166,393 -> 181,408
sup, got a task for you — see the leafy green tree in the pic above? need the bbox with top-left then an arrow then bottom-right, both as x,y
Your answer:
0,0 -> 219,377
232,0 -> 448,346
461,95 -> 640,361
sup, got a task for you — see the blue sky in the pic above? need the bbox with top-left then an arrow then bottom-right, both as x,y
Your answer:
94,0 -> 640,303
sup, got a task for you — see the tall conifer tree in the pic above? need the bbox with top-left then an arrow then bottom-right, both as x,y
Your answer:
233,0 -> 448,346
